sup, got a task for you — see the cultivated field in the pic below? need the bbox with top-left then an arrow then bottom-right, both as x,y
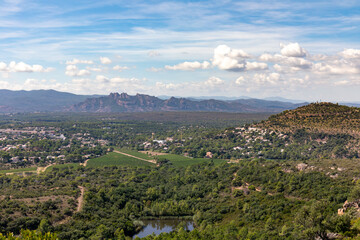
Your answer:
115,148 -> 156,160
156,154 -> 226,167
87,152 -> 154,167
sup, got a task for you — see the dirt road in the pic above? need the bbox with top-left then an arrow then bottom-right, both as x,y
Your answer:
113,150 -> 156,164
76,186 -> 85,212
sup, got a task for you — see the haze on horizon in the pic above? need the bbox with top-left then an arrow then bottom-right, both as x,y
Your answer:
0,0 -> 359,102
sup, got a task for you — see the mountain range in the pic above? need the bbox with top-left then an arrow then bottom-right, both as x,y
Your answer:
0,89 -> 309,113
0,89 -> 101,113
67,92 -> 306,113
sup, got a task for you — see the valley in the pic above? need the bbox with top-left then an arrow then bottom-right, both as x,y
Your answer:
1,103 -> 360,239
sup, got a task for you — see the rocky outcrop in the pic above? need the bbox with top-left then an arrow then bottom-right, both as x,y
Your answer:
338,200 -> 360,215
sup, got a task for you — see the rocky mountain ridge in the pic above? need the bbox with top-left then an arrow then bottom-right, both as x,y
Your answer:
67,92 -> 306,113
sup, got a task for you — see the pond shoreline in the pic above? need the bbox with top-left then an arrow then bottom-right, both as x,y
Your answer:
132,218 -> 195,239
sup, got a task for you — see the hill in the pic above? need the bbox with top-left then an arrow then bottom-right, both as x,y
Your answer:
0,89 -> 102,113
67,92 -> 306,113
260,102 -> 360,135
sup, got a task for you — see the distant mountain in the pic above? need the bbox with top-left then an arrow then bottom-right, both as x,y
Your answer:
67,92 -> 306,113
157,95 -> 251,101
0,89 -> 102,113
262,96 -> 306,104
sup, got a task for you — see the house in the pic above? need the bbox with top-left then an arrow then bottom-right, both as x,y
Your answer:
205,152 -> 213,158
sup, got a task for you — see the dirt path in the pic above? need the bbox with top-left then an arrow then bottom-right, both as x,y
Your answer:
139,151 -> 168,156
80,159 -> 89,167
76,186 -> 85,212
55,186 -> 85,225
113,150 -> 156,164
37,163 -> 55,174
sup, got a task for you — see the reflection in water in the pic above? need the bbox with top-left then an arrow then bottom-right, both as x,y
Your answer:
133,219 -> 194,239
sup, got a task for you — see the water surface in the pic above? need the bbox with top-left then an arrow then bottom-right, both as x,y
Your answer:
133,219 -> 194,238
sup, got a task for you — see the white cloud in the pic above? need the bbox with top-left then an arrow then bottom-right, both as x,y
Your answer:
155,82 -> 180,90
0,62 -> 7,71
212,45 -> 250,71
0,61 -> 54,73
340,49 -> 360,59
66,58 -> 94,65
313,60 -> 360,75
113,65 -> 130,71
86,66 -> 102,72
100,57 -> 112,64
253,72 -> 281,85
96,75 -> 140,84
280,42 -> 307,57
165,61 -> 210,71
65,65 -> 90,76
245,61 -> 268,71
285,57 -> 312,69
110,77 -> 140,84
235,76 -> 246,85
259,53 -> 277,62
96,75 -> 109,83
204,76 -> 224,87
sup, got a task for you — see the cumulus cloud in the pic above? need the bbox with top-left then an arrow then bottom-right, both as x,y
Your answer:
65,65 -> 90,77
100,57 -> 112,64
0,61 -> 54,73
96,75 -> 109,83
165,61 -> 210,71
204,76 -> 224,87
235,76 -> 246,85
259,52 -> 312,73
212,45 -> 250,71
0,62 -> 8,71
245,61 -> 268,71
313,60 -> 360,75
66,58 -> 94,65
113,65 -> 130,71
340,49 -> 360,59
253,72 -> 281,85
280,42 -> 307,57
96,75 -> 141,84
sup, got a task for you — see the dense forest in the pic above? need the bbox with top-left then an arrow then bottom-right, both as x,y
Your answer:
0,160 -> 358,239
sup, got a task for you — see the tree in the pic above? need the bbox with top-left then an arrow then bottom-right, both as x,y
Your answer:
295,201 -> 332,240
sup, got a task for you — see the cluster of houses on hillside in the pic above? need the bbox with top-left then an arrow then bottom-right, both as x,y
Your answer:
0,126 -> 109,166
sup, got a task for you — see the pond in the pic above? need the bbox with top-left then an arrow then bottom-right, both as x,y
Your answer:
133,219 -> 194,239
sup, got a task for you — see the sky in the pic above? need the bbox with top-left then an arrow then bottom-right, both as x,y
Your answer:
0,0 -> 359,101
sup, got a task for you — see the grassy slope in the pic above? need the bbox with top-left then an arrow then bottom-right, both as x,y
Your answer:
87,152 -> 154,167
46,163 -> 81,172
156,154 -> 226,167
0,167 -> 37,174
116,148 -> 155,160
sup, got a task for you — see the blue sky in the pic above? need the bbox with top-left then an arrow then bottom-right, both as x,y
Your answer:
0,0 -> 359,101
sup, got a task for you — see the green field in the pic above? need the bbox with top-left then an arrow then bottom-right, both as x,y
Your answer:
0,167 -> 37,174
156,154 -> 226,167
87,152 -> 154,167
115,148 -> 155,160
46,163 -> 81,172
